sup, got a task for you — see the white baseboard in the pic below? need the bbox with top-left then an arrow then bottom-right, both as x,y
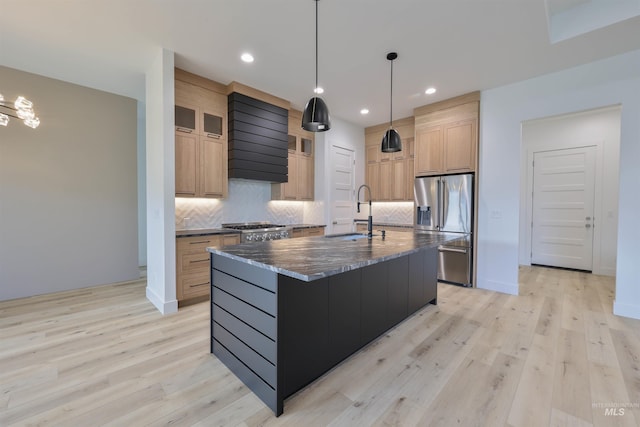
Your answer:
145,286 -> 178,315
597,266 -> 616,277
613,300 -> 640,320
477,278 -> 519,295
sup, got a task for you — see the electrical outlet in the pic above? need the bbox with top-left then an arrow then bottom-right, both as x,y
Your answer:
183,217 -> 190,228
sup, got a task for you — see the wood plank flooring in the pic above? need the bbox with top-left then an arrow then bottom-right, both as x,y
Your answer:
1,266 -> 639,426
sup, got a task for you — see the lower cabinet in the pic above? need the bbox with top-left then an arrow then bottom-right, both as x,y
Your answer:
176,233 -> 240,306
211,246 -> 437,416
291,226 -> 325,238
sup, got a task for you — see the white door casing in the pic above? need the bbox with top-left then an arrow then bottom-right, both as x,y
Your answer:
531,146 -> 596,270
330,145 -> 355,235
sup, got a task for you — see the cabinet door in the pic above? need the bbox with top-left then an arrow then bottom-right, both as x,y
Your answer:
360,263 -> 388,346
175,132 -> 198,196
200,137 -> 227,198
415,126 -> 443,176
391,160 -> 405,201
283,154 -> 298,200
366,144 -> 380,164
298,155 -> 314,200
366,162 -> 379,201
443,118 -> 476,173
378,161 -> 391,201
175,103 -> 200,134
406,156 -> 415,201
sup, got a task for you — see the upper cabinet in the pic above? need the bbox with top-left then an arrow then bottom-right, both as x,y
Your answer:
174,70 -> 228,199
414,93 -> 479,176
271,109 -> 315,201
364,117 -> 415,202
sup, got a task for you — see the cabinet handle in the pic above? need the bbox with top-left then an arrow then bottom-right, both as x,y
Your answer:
189,240 -> 211,244
189,259 -> 209,264
438,247 -> 468,254
176,127 -> 193,133
189,282 -> 209,288
206,133 -> 221,139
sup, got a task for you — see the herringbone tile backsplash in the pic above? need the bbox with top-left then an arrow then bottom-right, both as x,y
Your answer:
175,179 -> 413,229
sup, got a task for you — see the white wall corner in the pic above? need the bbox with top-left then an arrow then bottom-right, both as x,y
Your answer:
613,300 -> 640,320
476,278 -> 519,295
146,286 -> 178,315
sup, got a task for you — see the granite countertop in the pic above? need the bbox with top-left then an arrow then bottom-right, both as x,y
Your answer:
207,231 -> 462,282
176,224 -> 325,237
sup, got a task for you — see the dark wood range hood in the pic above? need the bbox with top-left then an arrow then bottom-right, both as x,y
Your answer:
227,92 -> 288,183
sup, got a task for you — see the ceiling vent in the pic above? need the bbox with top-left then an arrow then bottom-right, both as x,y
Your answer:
228,92 -> 288,183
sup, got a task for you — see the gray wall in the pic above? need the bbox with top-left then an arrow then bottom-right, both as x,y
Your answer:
0,65 -> 139,300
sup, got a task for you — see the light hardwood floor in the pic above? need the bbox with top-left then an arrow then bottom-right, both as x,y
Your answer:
1,266 -> 639,426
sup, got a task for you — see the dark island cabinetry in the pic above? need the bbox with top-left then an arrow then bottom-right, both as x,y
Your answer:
210,245 -> 438,416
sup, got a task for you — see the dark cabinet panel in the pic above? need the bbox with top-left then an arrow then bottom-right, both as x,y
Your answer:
408,252 -> 426,314
328,269 -> 361,365
361,263 -> 389,346
387,256 -> 409,327
424,247 -> 438,304
279,275 -> 329,397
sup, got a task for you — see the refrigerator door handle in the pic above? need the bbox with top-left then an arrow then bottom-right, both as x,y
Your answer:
438,246 -> 468,254
440,178 -> 447,231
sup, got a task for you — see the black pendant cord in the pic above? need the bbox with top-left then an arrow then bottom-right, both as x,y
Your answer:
389,58 -> 393,129
315,0 -> 318,92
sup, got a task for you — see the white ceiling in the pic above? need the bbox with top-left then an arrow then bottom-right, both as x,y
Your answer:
2,0 -> 640,128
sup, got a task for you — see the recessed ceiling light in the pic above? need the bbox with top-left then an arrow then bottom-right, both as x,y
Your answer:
241,53 -> 254,63
425,87 -> 437,95
360,109 -> 369,115
314,87 -> 324,94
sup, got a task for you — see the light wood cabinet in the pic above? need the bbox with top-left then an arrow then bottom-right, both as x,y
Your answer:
272,109 -> 315,201
364,118 -> 415,202
291,226 -> 325,238
176,233 -> 240,306
174,69 -> 228,199
414,96 -> 478,176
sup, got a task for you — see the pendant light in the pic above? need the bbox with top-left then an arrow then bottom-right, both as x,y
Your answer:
302,0 -> 331,132
381,52 -> 402,152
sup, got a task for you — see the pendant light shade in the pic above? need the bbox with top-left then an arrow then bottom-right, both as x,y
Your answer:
381,52 -> 401,152
302,97 -> 330,132
302,0 -> 331,132
381,128 -> 402,152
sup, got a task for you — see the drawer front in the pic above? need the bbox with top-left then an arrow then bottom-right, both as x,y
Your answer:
306,227 -> 324,237
223,234 -> 241,246
177,235 -> 221,252
181,252 -> 210,274
180,273 -> 210,298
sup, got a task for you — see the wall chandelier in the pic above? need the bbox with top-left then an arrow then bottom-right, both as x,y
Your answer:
0,93 -> 41,128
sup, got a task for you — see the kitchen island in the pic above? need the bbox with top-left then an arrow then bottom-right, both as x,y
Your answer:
207,231 -> 461,416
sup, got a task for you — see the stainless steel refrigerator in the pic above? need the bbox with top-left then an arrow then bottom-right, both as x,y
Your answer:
414,173 -> 473,287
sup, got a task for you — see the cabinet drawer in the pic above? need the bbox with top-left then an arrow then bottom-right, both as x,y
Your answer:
306,227 -> 324,237
223,234 -> 240,246
180,273 -> 210,298
181,252 -> 210,274
177,235 -> 221,252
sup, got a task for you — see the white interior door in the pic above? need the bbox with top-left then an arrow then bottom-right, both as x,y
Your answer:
531,146 -> 596,270
330,145 -> 355,234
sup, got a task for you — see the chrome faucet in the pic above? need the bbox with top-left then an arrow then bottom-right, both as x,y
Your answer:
357,184 -> 373,239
